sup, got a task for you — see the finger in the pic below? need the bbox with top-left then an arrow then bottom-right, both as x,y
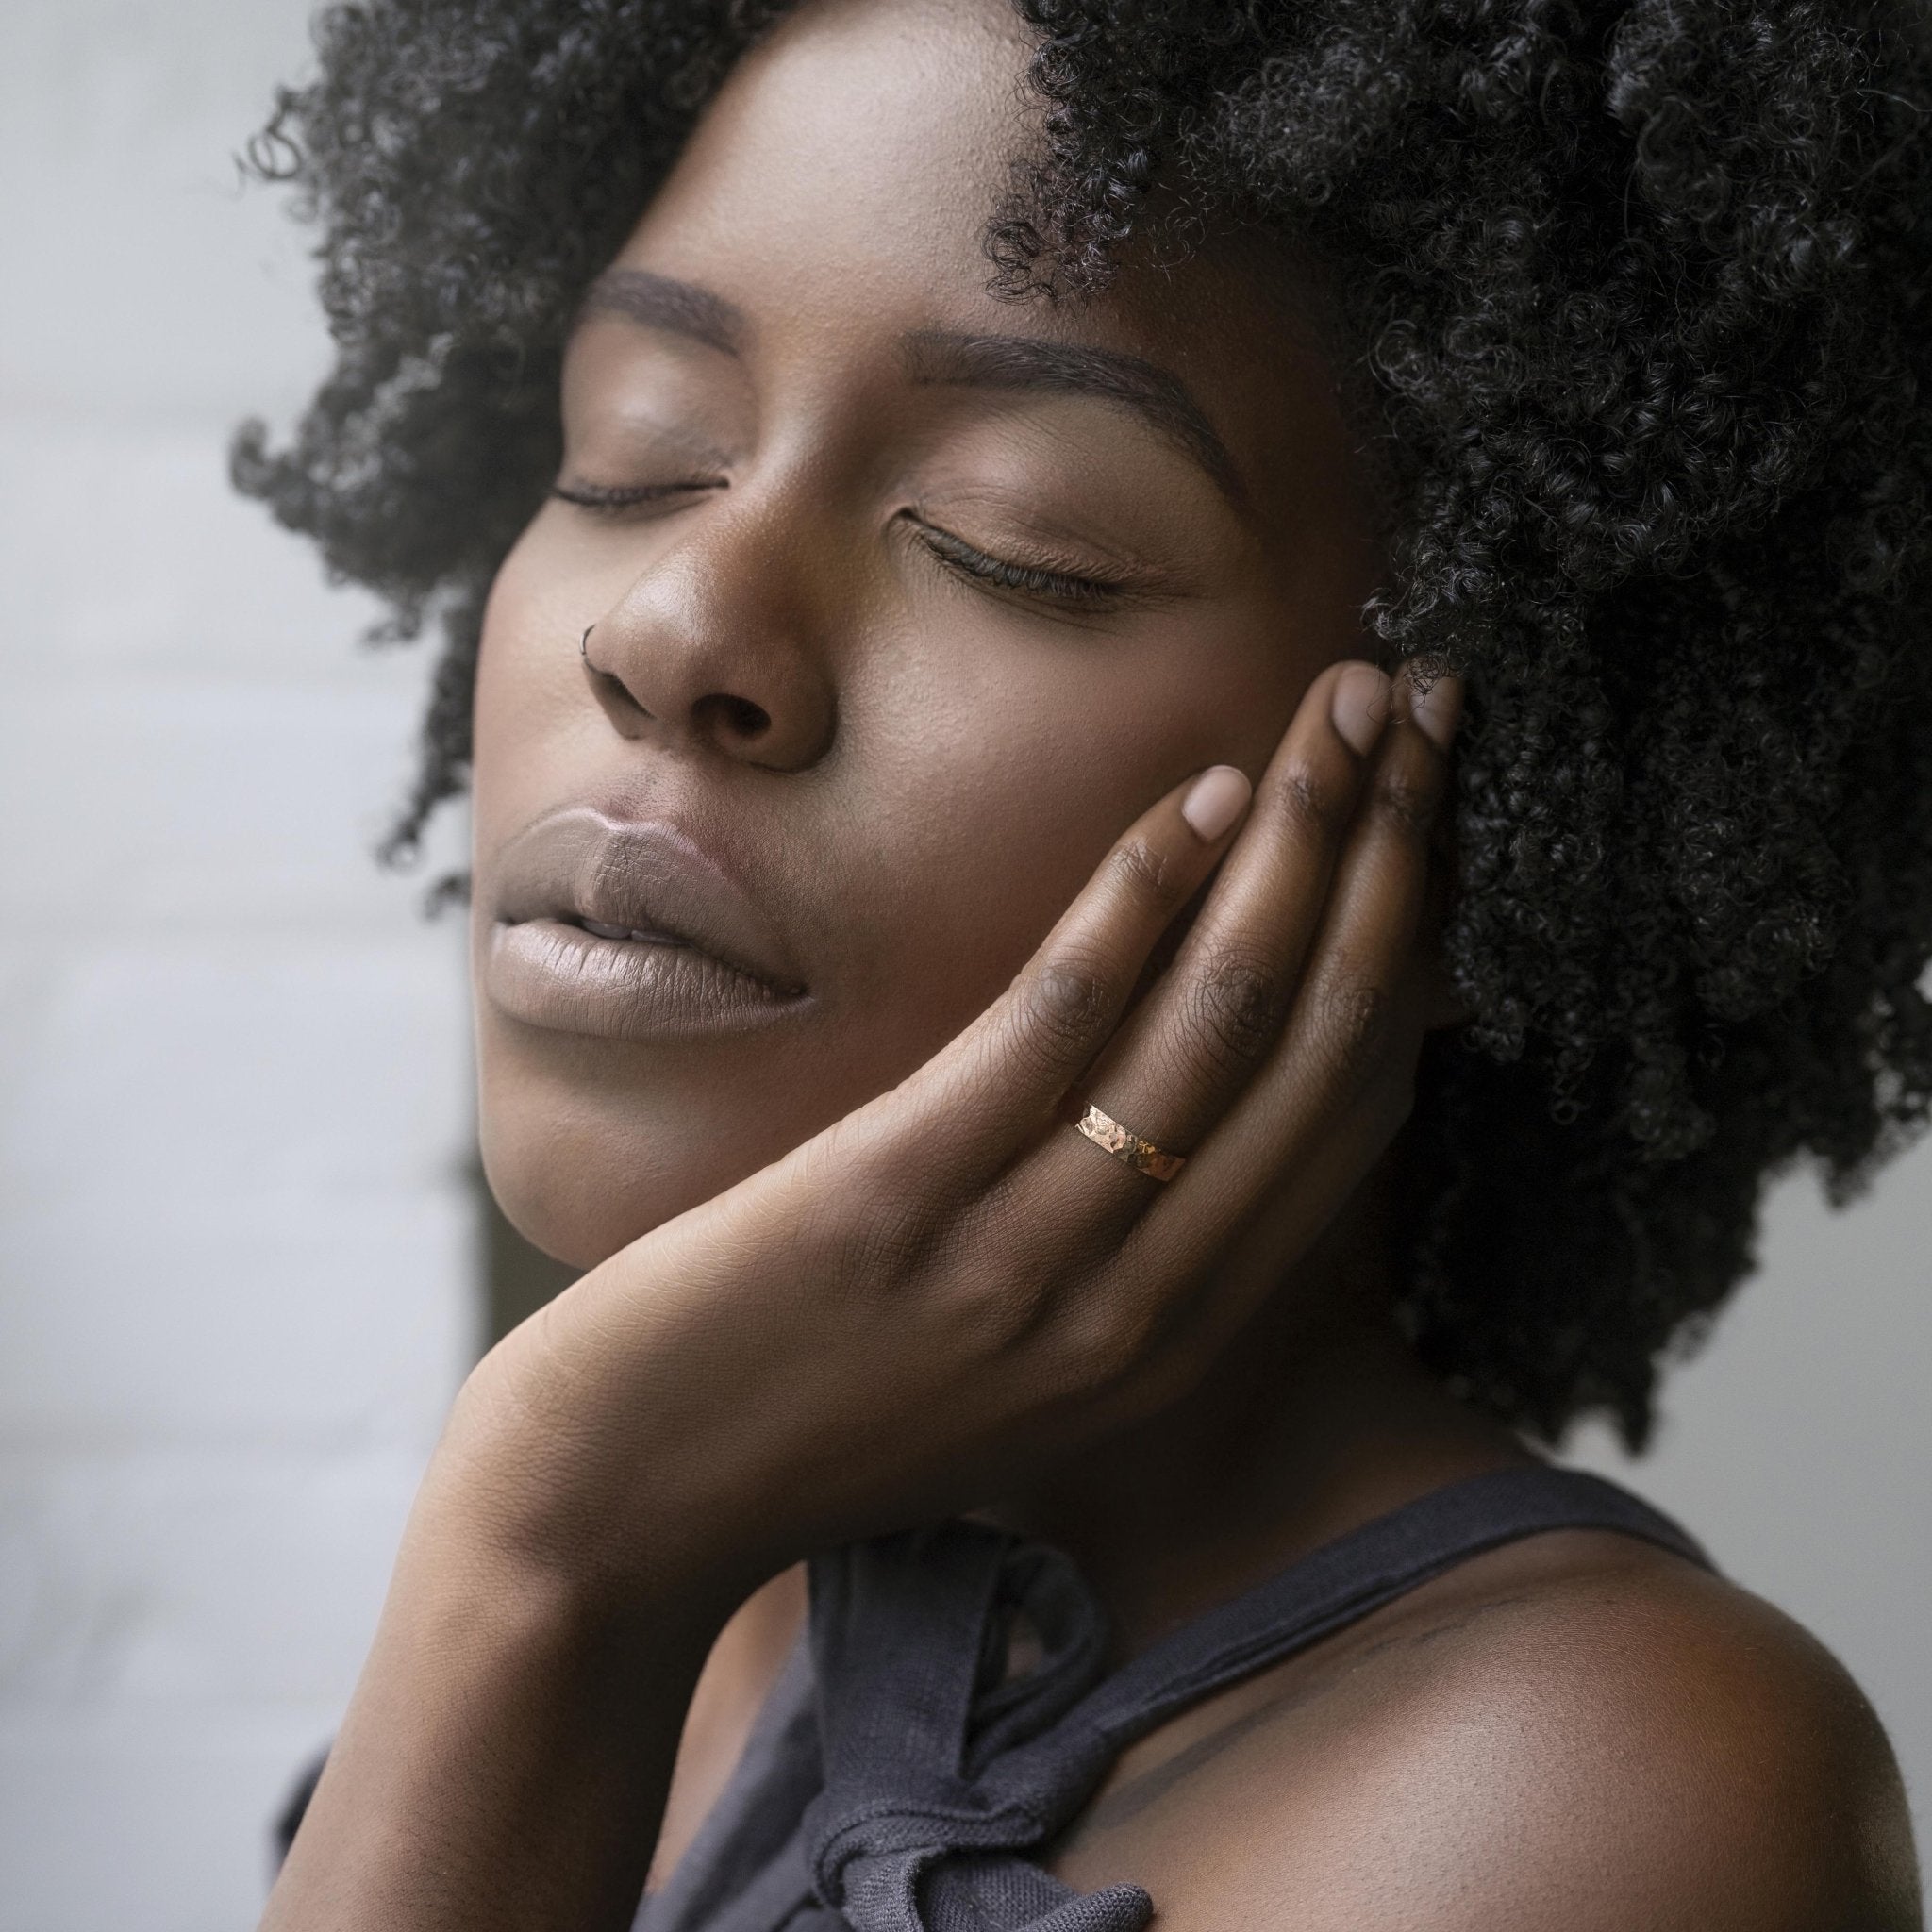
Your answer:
989,670 -> 1455,1407
1156,670 -> 1459,1267
885,757 -> 1256,1179
1095,683 -> 1456,1393
1040,658 -> 1397,1203
1104,1028 -> 1427,1406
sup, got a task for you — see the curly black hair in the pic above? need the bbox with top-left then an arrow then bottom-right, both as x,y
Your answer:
234,0 -> 1932,1446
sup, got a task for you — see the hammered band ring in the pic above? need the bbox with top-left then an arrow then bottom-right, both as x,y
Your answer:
1073,1103 -> 1186,1183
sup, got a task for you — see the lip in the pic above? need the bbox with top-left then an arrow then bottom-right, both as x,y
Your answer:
485,808 -> 810,1041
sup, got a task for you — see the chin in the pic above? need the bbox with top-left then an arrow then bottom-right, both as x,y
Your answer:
481,1134 -> 683,1272
475,1049 -> 829,1271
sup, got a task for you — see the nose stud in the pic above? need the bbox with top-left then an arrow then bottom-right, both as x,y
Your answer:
578,623 -> 658,724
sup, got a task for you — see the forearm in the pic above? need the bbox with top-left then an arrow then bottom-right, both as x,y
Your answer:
260,1380 -> 740,1932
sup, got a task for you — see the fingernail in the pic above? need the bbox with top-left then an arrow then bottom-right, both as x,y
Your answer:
1330,663 -> 1391,757
1181,764 -> 1252,841
1407,673 -> 1465,752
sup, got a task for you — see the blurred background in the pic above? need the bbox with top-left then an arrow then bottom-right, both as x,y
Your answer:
0,3 -> 1925,1926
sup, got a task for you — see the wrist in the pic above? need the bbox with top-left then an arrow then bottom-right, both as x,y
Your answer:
422,1338 -> 774,1624
265,1482 -> 724,1932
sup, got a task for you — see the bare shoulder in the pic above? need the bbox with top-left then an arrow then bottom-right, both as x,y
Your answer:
1049,1530 -> 1922,1931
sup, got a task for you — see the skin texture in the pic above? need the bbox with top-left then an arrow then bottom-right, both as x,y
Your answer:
258,3 -> 1921,1929
471,0 -> 1384,1263
1046,1534 -> 1922,1930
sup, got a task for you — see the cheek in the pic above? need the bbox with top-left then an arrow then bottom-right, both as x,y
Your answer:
470,524 -> 594,846
818,614 -> 1318,1071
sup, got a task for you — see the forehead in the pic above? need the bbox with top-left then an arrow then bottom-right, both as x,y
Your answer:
610,0 -> 1332,452
634,0 -> 1037,315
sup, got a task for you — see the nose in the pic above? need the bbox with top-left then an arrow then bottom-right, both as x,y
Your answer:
580,506 -> 839,772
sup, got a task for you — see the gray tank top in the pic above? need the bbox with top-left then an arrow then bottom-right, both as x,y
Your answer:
636,1467 -> 1707,1932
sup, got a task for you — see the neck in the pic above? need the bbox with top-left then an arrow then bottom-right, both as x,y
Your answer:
986,1187 -> 1532,1655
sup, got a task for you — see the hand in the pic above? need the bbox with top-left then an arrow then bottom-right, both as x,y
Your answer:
452,658 -> 1461,1597
262,658 -> 1458,1930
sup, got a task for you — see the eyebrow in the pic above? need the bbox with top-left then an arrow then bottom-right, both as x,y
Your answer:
903,328 -> 1246,507
573,276 -> 1245,507
578,269 -> 748,356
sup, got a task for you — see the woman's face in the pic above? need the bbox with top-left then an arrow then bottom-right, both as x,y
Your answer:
472,0 -> 1382,1266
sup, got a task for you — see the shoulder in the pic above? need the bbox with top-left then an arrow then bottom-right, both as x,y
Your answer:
1051,1530 -> 1922,1931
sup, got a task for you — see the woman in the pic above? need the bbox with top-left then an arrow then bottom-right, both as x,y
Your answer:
239,0 -> 1927,1924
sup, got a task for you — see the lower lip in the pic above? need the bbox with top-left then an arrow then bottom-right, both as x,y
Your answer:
485,919 -> 808,1041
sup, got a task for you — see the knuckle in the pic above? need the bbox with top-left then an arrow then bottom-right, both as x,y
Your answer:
1012,955 -> 1118,1068
955,1175 -> 1084,1335
1108,835 -> 1179,908
788,1139 -> 958,1284
963,1253 -> 1060,1357
1269,760 -> 1350,843
1315,975 -> 1394,1083
1056,1295 -> 1159,1396
1066,1251 -> 1203,1394
1184,943 -> 1288,1075
1368,761 -> 1441,841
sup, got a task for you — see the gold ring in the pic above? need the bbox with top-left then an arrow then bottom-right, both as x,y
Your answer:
1073,1103 -> 1186,1183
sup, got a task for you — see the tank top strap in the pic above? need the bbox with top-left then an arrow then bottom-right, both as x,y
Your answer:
650,1464 -> 1708,1932
1075,1464 -> 1709,1750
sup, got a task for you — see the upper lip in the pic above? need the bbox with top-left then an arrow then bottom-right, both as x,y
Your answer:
491,808 -> 807,994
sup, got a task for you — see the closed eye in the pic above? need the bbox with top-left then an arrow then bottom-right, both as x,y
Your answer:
551,477 -> 726,514
908,515 -> 1129,608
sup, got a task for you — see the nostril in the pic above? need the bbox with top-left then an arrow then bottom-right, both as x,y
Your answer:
584,658 -> 653,721
702,693 -> 771,739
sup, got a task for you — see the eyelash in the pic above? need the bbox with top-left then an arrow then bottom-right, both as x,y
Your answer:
550,478 -> 722,512
551,481 -> 1125,608
910,520 -> 1125,608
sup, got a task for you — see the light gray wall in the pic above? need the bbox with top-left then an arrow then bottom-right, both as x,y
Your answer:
0,6 -> 1924,1928
1569,1158 -> 1932,1858
0,5 -> 475,1928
